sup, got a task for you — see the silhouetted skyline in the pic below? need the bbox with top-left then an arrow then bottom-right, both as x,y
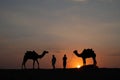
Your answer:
0,0 -> 120,69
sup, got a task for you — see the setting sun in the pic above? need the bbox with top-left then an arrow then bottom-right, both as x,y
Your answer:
77,65 -> 81,68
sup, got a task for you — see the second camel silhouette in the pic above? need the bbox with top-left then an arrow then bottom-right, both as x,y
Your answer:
73,49 -> 97,65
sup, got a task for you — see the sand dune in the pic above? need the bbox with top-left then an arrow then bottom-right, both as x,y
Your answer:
0,65 -> 120,80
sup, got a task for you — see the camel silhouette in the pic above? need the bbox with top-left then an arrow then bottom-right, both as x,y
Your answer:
73,49 -> 97,65
22,50 -> 48,69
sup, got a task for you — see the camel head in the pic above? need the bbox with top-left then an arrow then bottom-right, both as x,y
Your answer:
38,50 -> 49,58
43,50 -> 49,54
73,50 -> 82,57
73,50 -> 78,54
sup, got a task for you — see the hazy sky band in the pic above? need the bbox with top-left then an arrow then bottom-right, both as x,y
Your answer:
0,0 -> 120,68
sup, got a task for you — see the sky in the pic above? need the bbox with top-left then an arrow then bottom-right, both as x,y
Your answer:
0,0 -> 120,69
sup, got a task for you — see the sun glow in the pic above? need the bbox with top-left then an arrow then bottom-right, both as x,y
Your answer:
77,65 -> 81,68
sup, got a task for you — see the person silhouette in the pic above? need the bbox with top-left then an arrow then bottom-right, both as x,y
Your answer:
63,54 -> 67,69
52,55 -> 56,69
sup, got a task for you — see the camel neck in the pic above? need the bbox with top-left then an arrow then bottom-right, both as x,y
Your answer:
38,52 -> 46,58
75,52 -> 82,57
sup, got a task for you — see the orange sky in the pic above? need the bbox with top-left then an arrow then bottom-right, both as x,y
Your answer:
0,0 -> 120,69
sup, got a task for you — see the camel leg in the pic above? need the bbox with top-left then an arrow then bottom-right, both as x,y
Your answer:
21,63 -> 24,69
22,59 -> 27,69
24,63 -> 26,69
93,57 -> 97,65
36,60 -> 39,69
21,63 -> 25,69
33,60 -> 35,69
83,58 -> 86,65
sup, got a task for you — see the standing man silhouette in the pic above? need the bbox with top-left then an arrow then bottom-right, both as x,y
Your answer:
63,54 -> 67,69
52,55 -> 56,69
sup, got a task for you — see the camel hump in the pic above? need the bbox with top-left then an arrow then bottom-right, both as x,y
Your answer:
82,48 -> 95,54
87,48 -> 94,52
25,50 -> 38,56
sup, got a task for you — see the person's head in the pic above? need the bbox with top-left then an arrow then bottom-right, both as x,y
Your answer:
64,54 -> 66,57
52,55 -> 55,57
